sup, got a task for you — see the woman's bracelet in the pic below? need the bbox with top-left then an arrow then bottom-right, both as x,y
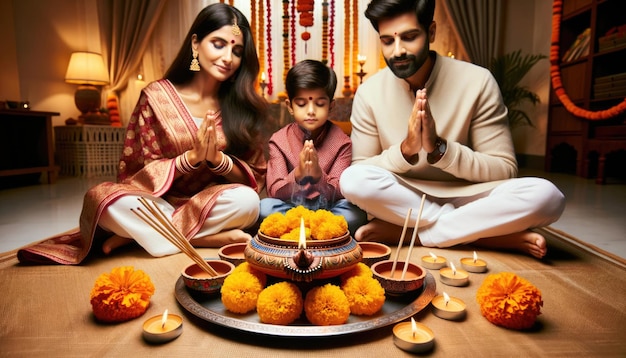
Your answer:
207,152 -> 233,176
175,151 -> 200,174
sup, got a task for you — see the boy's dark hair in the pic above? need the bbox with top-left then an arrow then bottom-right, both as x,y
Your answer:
285,59 -> 337,100
365,0 -> 435,33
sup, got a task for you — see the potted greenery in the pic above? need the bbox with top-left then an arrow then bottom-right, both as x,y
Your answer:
488,50 -> 547,128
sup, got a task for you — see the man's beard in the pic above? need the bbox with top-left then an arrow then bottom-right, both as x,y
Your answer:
385,49 -> 429,79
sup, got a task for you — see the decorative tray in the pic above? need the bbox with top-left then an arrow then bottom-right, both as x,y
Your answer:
174,271 -> 436,338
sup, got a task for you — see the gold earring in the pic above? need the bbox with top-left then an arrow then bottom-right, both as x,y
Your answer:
190,49 -> 200,72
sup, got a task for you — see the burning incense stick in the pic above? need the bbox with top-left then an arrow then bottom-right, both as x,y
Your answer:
401,194 -> 426,280
132,197 -> 218,277
390,208 -> 412,278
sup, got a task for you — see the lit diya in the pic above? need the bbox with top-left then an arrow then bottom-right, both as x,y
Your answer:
142,309 -> 183,344
245,212 -> 362,282
460,251 -> 488,273
431,292 -> 467,320
439,262 -> 470,287
393,317 -> 435,353
421,251 -> 447,270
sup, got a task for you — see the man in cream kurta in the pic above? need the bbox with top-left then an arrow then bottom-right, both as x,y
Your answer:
339,0 -> 565,258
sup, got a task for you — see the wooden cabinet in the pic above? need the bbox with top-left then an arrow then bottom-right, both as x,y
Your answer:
546,0 -> 626,183
0,110 -> 59,185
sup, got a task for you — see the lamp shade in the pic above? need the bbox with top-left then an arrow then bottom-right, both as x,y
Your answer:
65,52 -> 109,85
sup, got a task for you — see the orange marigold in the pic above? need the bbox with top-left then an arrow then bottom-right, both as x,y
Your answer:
257,281 -> 303,325
259,212 -> 290,237
220,271 -> 264,314
341,275 -> 386,316
232,262 -> 268,287
304,283 -> 350,325
476,272 -> 543,330
89,266 -> 155,323
340,262 -> 372,285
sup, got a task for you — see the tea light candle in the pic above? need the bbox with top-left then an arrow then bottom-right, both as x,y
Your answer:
421,252 -> 447,270
432,292 -> 467,320
142,309 -> 183,344
460,251 -> 488,273
392,317 -> 435,353
439,262 -> 469,287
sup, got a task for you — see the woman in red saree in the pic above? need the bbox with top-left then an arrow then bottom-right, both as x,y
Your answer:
18,3 -> 268,264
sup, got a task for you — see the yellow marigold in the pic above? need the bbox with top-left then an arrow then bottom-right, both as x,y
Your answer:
304,283 -> 350,325
257,281 -> 303,325
259,212 -> 290,237
279,226 -> 311,241
340,262 -> 372,285
341,275 -> 386,316
232,262 -> 268,287
284,206 -> 314,230
220,271 -> 264,314
476,272 -> 543,330
310,210 -> 348,240
89,266 -> 155,323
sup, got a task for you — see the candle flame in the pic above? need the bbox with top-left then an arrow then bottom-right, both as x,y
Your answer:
443,292 -> 450,306
410,317 -> 417,339
429,252 -> 437,261
161,309 -> 168,328
450,262 -> 457,275
261,71 -> 266,81
473,251 -> 478,263
298,217 -> 306,250
358,54 -> 367,64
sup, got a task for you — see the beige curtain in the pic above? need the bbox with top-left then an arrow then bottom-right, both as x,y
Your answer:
97,0 -> 168,124
442,0 -> 503,68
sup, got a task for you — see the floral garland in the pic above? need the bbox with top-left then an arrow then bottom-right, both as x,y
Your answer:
291,0 -> 297,66
266,0 -> 273,95
258,0 -> 265,78
282,0 -> 290,83
344,0 -> 351,76
297,0 -> 314,52
352,0 -> 359,87
322,1 -> 329,65
329,0 -> 336,69
250,0 -> 257,51
550,0 -> 626,120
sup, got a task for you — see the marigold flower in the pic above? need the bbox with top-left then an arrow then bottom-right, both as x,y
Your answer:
232,262 -> 268,287
260,206 -> 348,240
89,266 -> 155,323
220,271 -> 264,314
340,262 -> 372,285
476,272 -> 543,330
341,275 -> 386,316
304,283 -> 350,325
257,281 -> 303,325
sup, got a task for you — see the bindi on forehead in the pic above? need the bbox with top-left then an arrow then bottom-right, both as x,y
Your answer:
231,39 -> 235,44
309,97 -> 313,100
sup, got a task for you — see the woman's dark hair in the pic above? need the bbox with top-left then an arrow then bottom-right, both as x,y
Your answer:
164,3 -> 268,157
365,0 -> 435,33
285,60 -> 337,100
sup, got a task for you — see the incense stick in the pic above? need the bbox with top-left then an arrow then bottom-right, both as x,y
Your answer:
390,208 -> 412,278
132,197 -> 218,277
401,194 -> 426,280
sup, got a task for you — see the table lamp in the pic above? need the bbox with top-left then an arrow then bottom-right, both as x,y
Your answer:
65,52 -> 109,115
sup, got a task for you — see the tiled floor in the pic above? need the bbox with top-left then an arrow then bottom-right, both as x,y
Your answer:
1,169 -> 625,259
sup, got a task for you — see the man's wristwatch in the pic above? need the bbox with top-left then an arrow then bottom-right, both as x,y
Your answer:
427,137 -> 447,164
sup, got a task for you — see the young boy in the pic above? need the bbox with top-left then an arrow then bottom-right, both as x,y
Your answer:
260,59 -> 367,236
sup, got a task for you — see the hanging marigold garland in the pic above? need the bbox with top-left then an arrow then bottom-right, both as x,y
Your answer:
343,0 -> 351,77
297,0 -> 314,52
291,0 -> 297,66
550,0 -> 626,120
251,1 -> 257,49
257,0 -> 265,78
321,1 -> 329,65
329,0 -> 336,69
282,0 -> 291,83
266,0 -> 273,95
351,0 -> 359,87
